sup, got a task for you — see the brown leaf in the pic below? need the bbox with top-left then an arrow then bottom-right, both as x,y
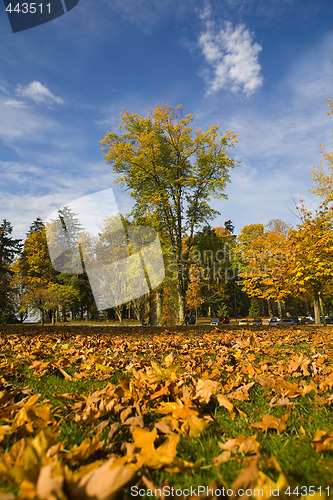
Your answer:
213,450 -> 231,468
66,434 -> 104,465
229,382 -> 255,402
230,454 -> 260,499
131,427 -> 180,469
216,394 -> 236,419
249,413 -> 289,435
155,420 -> 174,435
156,399 -> 198,420
71,459 -> 135,500
36,460 -> 66,500
180,415 -> 209,437
312,429 -> 333,452
219,434 -> 260,455
107,422 -> 120,442
123,415 -> 144,427
195,379 -> 221,404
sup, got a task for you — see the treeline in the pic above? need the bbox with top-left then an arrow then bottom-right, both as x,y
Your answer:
1,208 -> 333,326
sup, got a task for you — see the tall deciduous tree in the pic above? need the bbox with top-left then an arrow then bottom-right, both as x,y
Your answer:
101,104 -> 237,322
311,100 -> 333,206
18,219 -> 57,324
286,206 -> 333,324
237,220 -> 291,317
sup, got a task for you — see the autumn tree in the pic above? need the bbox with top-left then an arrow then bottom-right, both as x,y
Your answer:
237,220 -> 291,317
186,263 -> 205,320
311,99 -> 333,207
18,220 -> 57,324
191,225 -> 235,317
101,103 -> 237,323
286,206 -> 333,324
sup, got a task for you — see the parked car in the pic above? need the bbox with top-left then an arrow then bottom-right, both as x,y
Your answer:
186,315 -> 196,325
320,316 -> 333,324
267,317 -> 281,325
210,316 -> 229,326
289,316 -> 300,325
300,317 -> 314,325
220,316 -> 230,324
278,318 -> 299,325
238,319 -> 248,325
252,318 -> 262,325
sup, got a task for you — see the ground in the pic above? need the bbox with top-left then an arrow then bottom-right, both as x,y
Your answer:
0,324 -> 332,499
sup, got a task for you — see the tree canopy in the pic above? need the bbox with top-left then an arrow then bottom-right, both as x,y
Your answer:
101,103 -> 237,322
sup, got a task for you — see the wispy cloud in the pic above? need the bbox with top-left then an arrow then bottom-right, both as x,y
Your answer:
4,99 -> 29,109
198,4 -> 263,96
0,157 -> 131,240
16,81 -> 63,105
0,94 -> 60,144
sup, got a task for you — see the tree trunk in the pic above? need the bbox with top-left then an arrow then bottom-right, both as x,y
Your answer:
178,287 -> 185,324
156,290 -> 162,325
313,291 -> 321,325
277,299 -> 282,318
267,299 -> 273,318
114,305 -> 122,323
319,292 -> 326,325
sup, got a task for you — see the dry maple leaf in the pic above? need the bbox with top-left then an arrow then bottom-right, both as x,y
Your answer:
180,414 -> 210,437
155,398 -> 198,420
249,413 -> 290,435
35,459 -> 66,500
131,426 -> 180,469
216,394 -> 247,420
213,450 -> 231,468
311,429 -> 333,452
195,379 -> 221,404
230,453 -> 260,499
65,434 -> 104,465
71,459 -> 136,500
229,382 -> 255,402
219,434 -> 260,456
145,361 -> 182,384
155,420 -> 174,435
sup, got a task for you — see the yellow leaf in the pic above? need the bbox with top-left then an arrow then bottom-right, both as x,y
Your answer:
71,459 -> 135,500
195,379 -> 221,404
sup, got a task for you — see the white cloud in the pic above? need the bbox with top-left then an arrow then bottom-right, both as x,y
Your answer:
0,94 -> 60,143
16,81 -> 63,105
199,20 -> 263,96
195,31 -> 333,234
4,99 -> 28,109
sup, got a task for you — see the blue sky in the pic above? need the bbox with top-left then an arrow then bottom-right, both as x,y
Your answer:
1,0 -> 333,239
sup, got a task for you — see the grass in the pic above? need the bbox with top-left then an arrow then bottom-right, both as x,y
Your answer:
0,326 -> 333,498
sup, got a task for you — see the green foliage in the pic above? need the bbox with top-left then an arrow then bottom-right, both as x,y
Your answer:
248,297 -> 260,318
0,219 -> 22,323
